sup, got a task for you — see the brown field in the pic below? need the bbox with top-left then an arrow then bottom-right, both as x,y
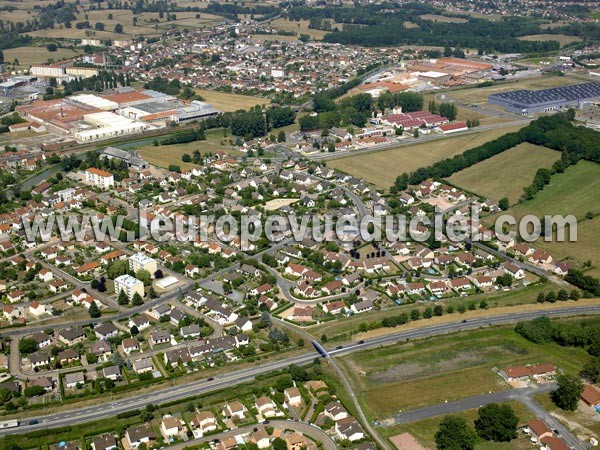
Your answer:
518,34 -> 581,47
328,124 -> 526,190
250,34 -> 299,42
447,143 -> 560,204
194,89 -> 270,112
420,14 -> 468,23
4,46 -> 82,66
448,76 -> 577,105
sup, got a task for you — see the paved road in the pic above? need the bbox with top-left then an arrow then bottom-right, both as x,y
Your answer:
3,304 -> 599,436
391,384 -> 555,424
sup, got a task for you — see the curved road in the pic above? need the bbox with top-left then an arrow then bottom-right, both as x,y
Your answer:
3,303 -> 599,436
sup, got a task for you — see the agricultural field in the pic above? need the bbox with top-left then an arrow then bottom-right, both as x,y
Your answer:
3,46 -> 81,66
328,124 -> 525,190
447,143 -> 560,204
490,160 -> 600,273
498,161 -> 600,221
194,89 -> 271,112
420,14 -> 468,23
338,326 -> 592,420
380,401 -> 536,450
270,18 -> 333,40
518,34 -> 581,47
447,76 -> 577,105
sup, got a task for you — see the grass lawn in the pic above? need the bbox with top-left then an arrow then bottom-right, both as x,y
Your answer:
447,76 -> 577,105
380,401 -> 536,450
517,34 -> 581,47
195,89 -> 271,112
328,124 -> 526,190
447,143 -> 560,204
4,46 -> 82,66
338,325 -> 592,419
136,129 -> 240,169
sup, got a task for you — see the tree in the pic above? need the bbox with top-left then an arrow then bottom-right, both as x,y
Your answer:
413,128 -> 419,138
46,43 -> 58,52
581,357 -> 600,383
89,302 -> 101,318
130,325 -> 139,336
24,385 -> 46,398
435,415 -> 477,450
136,269 -> 151,286
182,153 -> 191,163
118,290 -> 129,306
132,293 -> 144,306
114,23 -> 123,33
557,289 -> 569,301
498,197 -> 509,211
536,292 -> 546,303
433,305 -> 443,316
552,373 -> 583,411
475,403 -> 519,442
272,437 -> 287,450
95,22 -> 105,31
19,338 -> 38,354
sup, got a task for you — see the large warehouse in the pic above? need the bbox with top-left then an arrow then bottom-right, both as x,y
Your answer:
488,82 -> 600,114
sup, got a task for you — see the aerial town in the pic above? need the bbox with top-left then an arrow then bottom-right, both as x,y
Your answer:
0,1 -> 599,450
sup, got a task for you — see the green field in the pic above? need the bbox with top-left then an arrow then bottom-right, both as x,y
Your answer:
328,125 -> 525,190
498,161 -> 600,221
489,160 -> 600,274
447,143 -> 560,204
270,18 -> 332,40
338,326 -> 592,420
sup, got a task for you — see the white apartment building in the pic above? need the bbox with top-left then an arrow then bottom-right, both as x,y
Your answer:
85,167 -> 115,189
129,253 -> 157,275
114,275 -> 144,301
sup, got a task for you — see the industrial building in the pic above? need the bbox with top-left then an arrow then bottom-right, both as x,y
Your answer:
74,111 -> 151,142
488,82 -> 600,114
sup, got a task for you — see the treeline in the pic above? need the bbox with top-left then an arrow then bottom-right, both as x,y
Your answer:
565,269 -> 600,296
300,93 -> 374,131
323,16 -> 560,54
160,126 -> 206,146
391,111 -> 600,192
376,91 -> 423,113
515,316 -> 600,352
230,106 -> 296,139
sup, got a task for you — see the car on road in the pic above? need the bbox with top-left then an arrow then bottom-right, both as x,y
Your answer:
207,377 -> 214,381
28,419 -> 39,425
553,429 -> 560,436
336,345 -> 343,350
461,320 -> 468,323
358,340 -> 364,344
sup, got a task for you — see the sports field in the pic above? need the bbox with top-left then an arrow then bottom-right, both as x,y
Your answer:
447,143 -> 560,204
194,89 -> 271,112
328,125 -> 526,190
